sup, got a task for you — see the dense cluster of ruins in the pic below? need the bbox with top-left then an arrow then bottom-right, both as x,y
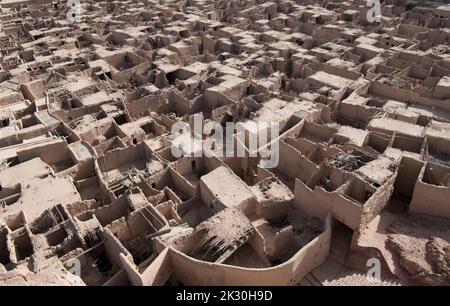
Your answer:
0,0 -> 449,286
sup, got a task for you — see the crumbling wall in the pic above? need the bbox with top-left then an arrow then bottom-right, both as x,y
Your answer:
410,162 -> 450,219
359,172 -> 397,229
295,178 -> 363,230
